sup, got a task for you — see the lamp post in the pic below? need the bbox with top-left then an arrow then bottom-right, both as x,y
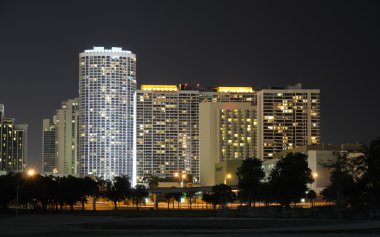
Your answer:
16,169 -> 36,215
224,173 -> 232,185
312,172 -> 318,179
174,172 -> 186,188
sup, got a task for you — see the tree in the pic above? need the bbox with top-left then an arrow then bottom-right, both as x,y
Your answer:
131,185 -> 148,210
307,190 -> 317,207
185,192 -> 196,209
202,193 -> 218,210
148,176 -> 159,190
78,177 -> 97,211
164,192 -> 173,210
212,184 -> 235,208
92,176 -> 105,211
236,158 -> 265,207
172,192 -> 182,210
269,152 -> 314,207
104,175 -> 131,210
365,138 -> 380,218
0,173 -> 16,211
321,152 -> 368,216
61,176 -> 82,211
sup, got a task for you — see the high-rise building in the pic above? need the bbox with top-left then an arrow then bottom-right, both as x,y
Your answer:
0,105 -> 28,172
257,84 -> 320,159
42,118 -> 57,173
135,85 -> 256,184
79,47 -> 136,180
136,85 -> 199,183
55,98 -> 79,175
199,102 -> 257,186
0,104 -> 4,120
199,87 -> 256,103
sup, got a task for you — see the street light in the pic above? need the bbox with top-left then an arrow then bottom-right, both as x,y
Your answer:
181,174 -> 186,188
27,169 -> 36,177
17,169 -> 36,215
312,172 -> 318,178
224,173 -> 232,185
174,172 -> 186,187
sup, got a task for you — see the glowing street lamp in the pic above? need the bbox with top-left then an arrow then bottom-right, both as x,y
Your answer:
17,169 -> 37,215
312,172 -> 318,179
174,172 -> 186,187
27,169 -> 36,177
224,173 -> 232,185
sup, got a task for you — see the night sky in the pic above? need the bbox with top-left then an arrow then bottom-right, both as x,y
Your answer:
0,0 -> 379,170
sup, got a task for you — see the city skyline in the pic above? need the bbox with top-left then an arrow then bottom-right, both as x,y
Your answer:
0,1 -> 379,169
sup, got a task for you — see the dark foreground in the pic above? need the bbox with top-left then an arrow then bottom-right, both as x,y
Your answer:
1,212 -> 380,237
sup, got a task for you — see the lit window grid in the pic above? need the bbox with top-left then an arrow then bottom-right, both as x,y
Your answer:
259,91 -> 320,159
0,122 -> 26,172
219,109 -> 257,161
136,90 -> 199,183
136,90 -> 256,184
79,49 -> 136,180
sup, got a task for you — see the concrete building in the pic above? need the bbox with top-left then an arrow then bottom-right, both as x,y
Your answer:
135,85 -> 255,184
42,118 -> 57,173
135,85 -> 200,183
199,102 -> 257,186
199,86 -> 256,103
0,105 -> 28,172
215,159 -> 242,185
257,84 -> 320,160
55,98 -> 79,175
0,104 -> 4,120
79,47 -> 136,180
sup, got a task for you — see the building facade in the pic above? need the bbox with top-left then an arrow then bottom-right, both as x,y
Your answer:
55,98 -> 79,175
135,85 -> 200,183
0,105 -> 28,172
257,84 -> 320,159
79,47 -> 136,180
42,118 -> 57,173
135,85 -> 256,184
199,102 -> 257,186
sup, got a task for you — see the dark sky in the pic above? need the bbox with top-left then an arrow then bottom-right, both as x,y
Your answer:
0,0 -> 379,169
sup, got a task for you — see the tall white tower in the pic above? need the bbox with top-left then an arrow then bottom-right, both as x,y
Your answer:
79,47 -> 136,180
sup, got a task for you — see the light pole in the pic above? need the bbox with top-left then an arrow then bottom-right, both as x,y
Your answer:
16,169 -> 36,215
224,173 -> 232,185
181,174 -> 186,188
174,172 -> 186,188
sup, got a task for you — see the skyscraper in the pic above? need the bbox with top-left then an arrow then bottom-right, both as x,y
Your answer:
135,85 -> 255,184
42,118 -> 57,173
55,98 -> 79,175
0,105 -> 28,172
199,102 -> 257,186
136,85 -> 199,183
79,47 -> 136,180
257,84 -> 320,159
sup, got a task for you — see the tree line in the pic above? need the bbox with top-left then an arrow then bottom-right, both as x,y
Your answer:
0,173 -> 148,212
218,138 -> 380,216
1,138 -> 378,215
